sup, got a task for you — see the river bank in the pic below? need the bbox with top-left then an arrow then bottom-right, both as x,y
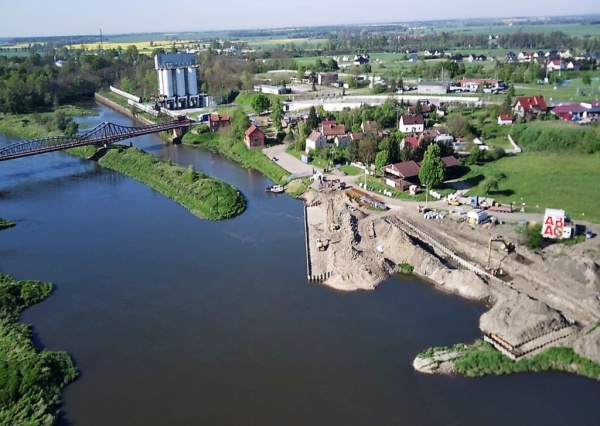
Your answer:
0,272 -> 78,424
0,103 -> 247,221
413,339 -> 600,380
71,145 -> 246,220
300,185 -> 600,381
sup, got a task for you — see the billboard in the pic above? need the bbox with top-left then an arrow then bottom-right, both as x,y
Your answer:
542,208 -> 565,239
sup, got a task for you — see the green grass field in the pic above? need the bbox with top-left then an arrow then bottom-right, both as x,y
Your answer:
460,153 -> 600,223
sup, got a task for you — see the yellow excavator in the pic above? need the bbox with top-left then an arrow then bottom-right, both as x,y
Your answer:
487,235 -> 515,274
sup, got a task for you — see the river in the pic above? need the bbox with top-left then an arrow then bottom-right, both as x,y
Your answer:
0,104 -> 598,425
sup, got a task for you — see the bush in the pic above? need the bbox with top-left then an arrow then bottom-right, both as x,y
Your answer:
517,223 -> 544,249
397,262 -> 414,274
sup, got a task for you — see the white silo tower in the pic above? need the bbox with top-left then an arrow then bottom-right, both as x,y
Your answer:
175,68 -> 187,97
187,67 -> 198,95
162,69 -> 175,98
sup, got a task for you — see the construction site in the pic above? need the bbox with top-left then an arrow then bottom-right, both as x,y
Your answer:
302,186 -> 600,369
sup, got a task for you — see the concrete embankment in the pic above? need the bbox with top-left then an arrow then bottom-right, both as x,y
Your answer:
94,93 -> 155,125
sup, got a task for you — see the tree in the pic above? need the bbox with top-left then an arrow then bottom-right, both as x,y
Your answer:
418,144 -> 446,189
358,135 -> 378,165
252,94 -> 271,115
306,106 -> 319,131
582,74 -> 591,88
270,99 -> 283,131
481,172 -> 506,196
447,114 -> 470,139
375,150 -> 390,176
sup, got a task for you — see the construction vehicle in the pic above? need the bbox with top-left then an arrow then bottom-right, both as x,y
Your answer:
487,235 -> 515,270
447,199 -> 461,206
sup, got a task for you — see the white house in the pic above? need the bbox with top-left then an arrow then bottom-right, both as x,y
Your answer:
305,131 -> 327,153
498,115 -> 513,126
546,60 -> 566,72
398,114 -> 424,134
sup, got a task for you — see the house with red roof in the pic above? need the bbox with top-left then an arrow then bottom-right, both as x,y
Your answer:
547,59 -> 566,72
401,136 -> 420,149
398,114 -> 424,134
208,113 -> 230,132
381,156 -> 459,191
498,115 -> 513,125
513,96 -> 548,118
320,120 -> 346,139
244,125 -> 265,149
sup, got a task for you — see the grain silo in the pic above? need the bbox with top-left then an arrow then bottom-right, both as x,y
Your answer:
154,53 -> 199,110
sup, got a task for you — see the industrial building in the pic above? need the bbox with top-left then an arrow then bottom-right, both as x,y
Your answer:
154,53 -> 201,110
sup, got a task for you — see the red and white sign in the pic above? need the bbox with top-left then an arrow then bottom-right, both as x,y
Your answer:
542,208 -> 565,239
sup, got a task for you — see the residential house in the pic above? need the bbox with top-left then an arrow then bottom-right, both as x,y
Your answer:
400,136 -> 420,149
513,96 -> 548,117
427,128 -> 453,144
518,51 -> 533,62
497,115 -> 513,126
566,61 -> 580,71
408,104 -> 433,118
546,59 -> 566,72
244,125 -> 265,149
334,134 -> 352,148
550,101 -> 600,122
399,114 -> 424,133
318,72 -> 338,86
505,52 -> 518,63
305,131 -> 327,153
349,132 -> 363,142
408,53 -> 419,62
361,121 -> 379,134
381,156 -> 458,190
208,113 -> 230,132
321,120 -> 346,140
467,54 -> 486,62
353,54 -> 369,65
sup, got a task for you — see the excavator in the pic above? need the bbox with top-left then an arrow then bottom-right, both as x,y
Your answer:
487,235 -> 515,276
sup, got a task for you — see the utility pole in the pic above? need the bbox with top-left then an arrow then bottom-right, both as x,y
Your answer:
99,29 -> 103,55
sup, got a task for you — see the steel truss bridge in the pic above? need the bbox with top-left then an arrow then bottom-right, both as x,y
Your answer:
0,118 -> 190,162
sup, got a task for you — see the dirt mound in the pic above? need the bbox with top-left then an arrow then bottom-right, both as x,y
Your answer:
574,326 -> 600,364
480,294 -> 569,345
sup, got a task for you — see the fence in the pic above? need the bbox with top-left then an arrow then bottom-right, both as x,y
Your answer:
388,215 -> 507,287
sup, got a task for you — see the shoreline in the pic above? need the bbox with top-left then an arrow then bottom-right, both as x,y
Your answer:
0,272 -> 78,423
299,186 -> 600,381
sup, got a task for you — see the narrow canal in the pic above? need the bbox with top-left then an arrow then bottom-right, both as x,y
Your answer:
0,104 -> 598,425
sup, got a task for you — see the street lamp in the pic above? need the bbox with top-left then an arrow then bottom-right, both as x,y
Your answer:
424,183 -> 428,209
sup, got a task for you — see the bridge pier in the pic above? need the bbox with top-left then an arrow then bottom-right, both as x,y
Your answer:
172,125 -> 188,144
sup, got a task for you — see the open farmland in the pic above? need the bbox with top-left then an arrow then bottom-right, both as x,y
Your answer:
408,22 -> 600,38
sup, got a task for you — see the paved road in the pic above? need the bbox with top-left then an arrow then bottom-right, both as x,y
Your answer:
262,143 -> 323,176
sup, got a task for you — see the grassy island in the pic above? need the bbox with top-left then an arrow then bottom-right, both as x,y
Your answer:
416,339 -> 600,381
71,145 -> 247,220
0,273 -> 78,424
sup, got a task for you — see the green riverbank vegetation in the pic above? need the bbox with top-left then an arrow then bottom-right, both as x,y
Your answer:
70,145 -> 246,220
0,106 -> 94,139
0,218 -> 16,230
417,339 -> 600,381
182,109 -> 288,185
0,273 -> 78,424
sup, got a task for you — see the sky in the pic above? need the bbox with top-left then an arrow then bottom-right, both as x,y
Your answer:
1,0 -> 598,38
